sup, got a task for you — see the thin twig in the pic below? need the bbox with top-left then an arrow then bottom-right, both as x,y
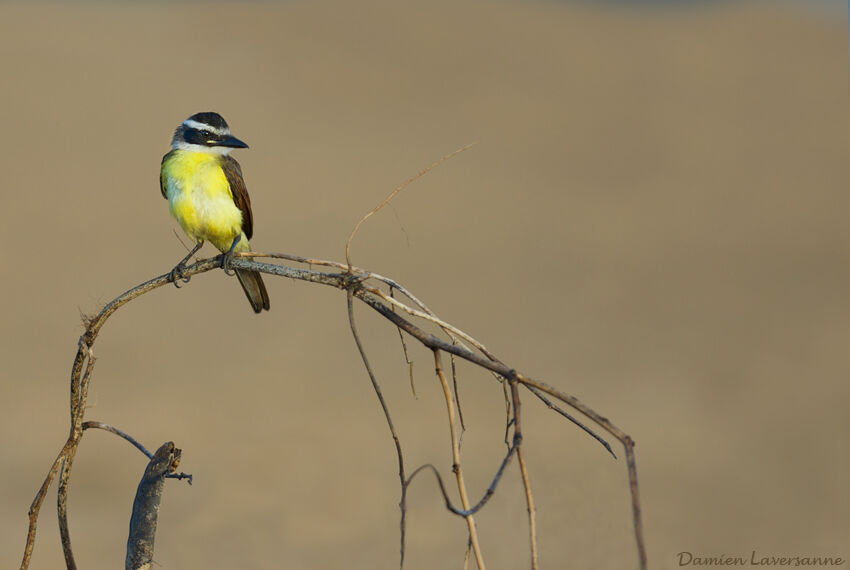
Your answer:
516,446 -> 539,570
390,286 -> 417,398
433,350 -> 485,570
450,351 -> 466,442
402,372 -> 523,520
345,142 -> 477,269
502,377 -> 512,448
241,251 -> 363,273
525,385 -> 616,459
346,291 -> 408,569
82,421 -> 154,459
368,287 -> 492,357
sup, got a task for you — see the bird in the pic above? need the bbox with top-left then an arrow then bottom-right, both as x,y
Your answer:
160,111 -> 270,313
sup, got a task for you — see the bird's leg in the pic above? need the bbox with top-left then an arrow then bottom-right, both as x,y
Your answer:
220,235 -> 241,276
169,240 -> 204,288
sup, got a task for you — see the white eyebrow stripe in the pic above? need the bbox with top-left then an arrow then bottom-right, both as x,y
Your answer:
182,119 -> 230,135
172,140 -> 235,155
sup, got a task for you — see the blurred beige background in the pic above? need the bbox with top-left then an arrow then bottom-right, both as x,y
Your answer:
1,1 -> 848,568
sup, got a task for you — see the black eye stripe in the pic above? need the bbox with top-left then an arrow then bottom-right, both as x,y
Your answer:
183,128 -> 219,145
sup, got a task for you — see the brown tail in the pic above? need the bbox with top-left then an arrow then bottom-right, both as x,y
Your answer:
235,269 -> 270,313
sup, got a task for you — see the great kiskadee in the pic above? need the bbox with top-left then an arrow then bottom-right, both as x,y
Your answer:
160,112 -> 270,313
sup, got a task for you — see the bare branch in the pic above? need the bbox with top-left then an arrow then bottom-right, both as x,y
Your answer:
58,348 -> 96,570
248,255 -> 646,567
23,251 -> 646,570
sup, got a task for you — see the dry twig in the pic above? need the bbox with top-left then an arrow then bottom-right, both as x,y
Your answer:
344,143 -> 477,269
433,350 -> 485,569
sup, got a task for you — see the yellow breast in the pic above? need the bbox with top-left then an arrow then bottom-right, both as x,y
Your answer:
162,150 -> 245,252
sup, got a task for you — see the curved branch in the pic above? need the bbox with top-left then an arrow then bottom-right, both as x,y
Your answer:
346,291 -> 408,568
404,377 -> 523,519
82,422 -> 154,459
22,252 -> 646,570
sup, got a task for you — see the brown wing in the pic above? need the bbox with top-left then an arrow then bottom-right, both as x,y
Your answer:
221,155 -> 254,240
160,150 -> 176,199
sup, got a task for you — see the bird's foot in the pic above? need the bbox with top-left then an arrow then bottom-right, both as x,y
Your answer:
167,240 -> 204,287
168,262 -> 191,288
220,251 -> 236,276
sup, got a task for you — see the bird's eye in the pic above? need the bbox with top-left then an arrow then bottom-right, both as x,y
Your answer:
200,130 -> 211,137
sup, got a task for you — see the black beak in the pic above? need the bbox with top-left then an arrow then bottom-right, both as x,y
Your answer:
216,134 -> 249,149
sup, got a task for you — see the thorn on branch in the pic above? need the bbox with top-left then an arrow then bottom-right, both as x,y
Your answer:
165,472 -> 193,485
